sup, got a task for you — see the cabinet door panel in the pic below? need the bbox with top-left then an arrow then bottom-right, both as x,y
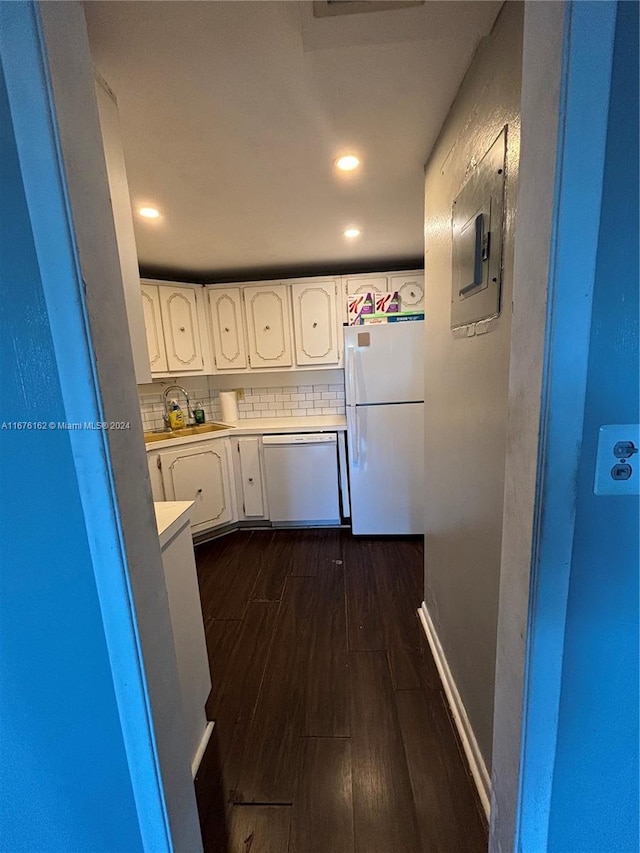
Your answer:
244,284 -> 292,368
208,288 -> 247,370
389,272 -> 425,311
343,275 -> 388,296
159,287 -> 204,372
292,280 -> 339,366
238,437 -> 265,517
141,284 -> 168,373
161,445 -> 233,529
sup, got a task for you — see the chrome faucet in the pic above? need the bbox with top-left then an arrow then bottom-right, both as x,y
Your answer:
162,384 -> 194,428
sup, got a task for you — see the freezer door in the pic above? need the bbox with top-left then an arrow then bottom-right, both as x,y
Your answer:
348,402 -> 424,535
344,322 -> 424,404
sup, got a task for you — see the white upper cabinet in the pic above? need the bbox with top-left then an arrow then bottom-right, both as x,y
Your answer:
342,271 -> 424,312
158,286 -> 204,372
389,272 -> 425,311
244,283 -> 293,369
208,287 -> 247,371
291,278 -> 340,366
140,280 -> 212,376
343,274 -> 389,296
141,283 -> 168,372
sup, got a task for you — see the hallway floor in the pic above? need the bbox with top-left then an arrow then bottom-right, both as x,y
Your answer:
193,529 -> 487,852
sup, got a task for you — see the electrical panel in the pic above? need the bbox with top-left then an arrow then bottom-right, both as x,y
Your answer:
451,127 -> 507,329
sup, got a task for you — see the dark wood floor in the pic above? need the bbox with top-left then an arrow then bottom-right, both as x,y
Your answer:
193,529 -> 487,853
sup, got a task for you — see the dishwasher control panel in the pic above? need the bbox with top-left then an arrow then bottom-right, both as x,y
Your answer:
263,433 -> 337,446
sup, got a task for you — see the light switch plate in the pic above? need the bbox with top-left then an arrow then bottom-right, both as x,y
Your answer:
594,424 -> 640,495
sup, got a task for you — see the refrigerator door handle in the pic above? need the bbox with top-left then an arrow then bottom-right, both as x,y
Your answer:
347,406 -> 360,468
346,344 -> 356,406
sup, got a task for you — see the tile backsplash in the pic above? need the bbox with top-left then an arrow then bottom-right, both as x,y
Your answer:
138,381 -> 221,432
237,383 -> 345,419
138,377 -> 345,431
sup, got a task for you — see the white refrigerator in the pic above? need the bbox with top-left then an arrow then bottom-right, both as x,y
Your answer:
344,322 -> 425,535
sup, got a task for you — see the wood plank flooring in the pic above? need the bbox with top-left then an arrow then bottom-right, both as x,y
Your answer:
194,529 -> 487,852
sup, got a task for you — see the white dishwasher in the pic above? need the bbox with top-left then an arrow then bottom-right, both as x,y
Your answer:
262,433 -> 340,525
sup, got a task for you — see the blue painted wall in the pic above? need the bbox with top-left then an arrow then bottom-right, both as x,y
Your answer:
0,61 -> 143,851
548,2 -> 639,849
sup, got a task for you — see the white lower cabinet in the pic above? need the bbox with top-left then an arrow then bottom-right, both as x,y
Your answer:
233,437 -> 268,520
159,439 -> 236,533
147,451 -> 165,502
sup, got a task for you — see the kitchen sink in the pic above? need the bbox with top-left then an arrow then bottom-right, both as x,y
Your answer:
143,422 -> 231,443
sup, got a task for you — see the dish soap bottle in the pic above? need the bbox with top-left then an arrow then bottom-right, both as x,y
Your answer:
193,402 -> 205,425
168,400 -> 185,430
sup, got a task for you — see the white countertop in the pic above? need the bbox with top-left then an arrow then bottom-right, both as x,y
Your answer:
154,500 -> 194,547
145,414 -> 347,451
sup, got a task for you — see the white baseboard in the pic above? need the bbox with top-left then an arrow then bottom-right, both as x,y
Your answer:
418,602 -> 491,819
191,720 -> 214,779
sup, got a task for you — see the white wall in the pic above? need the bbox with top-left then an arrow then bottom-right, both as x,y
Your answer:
490,3 -> 564,849
422,0 -> 523,776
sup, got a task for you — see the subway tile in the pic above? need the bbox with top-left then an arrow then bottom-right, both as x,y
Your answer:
321,391 -> 337,400
238,402 -> 253,412
262,409 -> 277,418
305,392 -> 321,401
313,384 -> 329,392
329,384 -> 345,392
290,393 -> 306,401
298,385 -> 313,393
275,394 -> 291,402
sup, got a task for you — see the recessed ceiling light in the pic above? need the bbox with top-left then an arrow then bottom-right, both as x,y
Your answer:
138,206 -> 160,219
343,227 -> 361,238
335,155 -> 360,172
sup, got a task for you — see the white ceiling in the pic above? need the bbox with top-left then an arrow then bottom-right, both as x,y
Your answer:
84,0 -> 502,282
